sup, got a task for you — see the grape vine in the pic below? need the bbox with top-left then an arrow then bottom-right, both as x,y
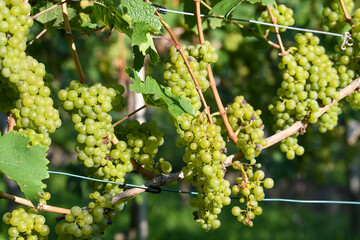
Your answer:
1,0 -> 360,239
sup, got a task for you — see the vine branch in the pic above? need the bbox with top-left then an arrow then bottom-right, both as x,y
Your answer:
266,5 -> 286,55
0,191 -> 70,215
194,0 -> 238,142
31,0 -> 71,20
61,0 -> 86,83
145,0 -> 213,123
339,0 -> 354,27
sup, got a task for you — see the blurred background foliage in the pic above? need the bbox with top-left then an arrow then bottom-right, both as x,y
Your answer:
1,0 -> 360,239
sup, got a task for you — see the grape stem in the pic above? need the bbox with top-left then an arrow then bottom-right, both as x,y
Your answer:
112,104 -> 147,128
153,36 -> 179,50
0,191 -> 70,214
70,26 -> 107,40
266,5 -> 286,56
194,0 -> 238,142
28,28 -> 47,46
60,0 -> 87,83
199,1 -> 280,49
339,0 -> 354,27
145,0 -> 213,124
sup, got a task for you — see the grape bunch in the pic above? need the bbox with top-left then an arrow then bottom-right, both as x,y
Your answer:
56,192 -> 118,240
3,206 -> 50,240
163,41 -> 218,112
115,120 -> 171,174
176,115 -> 231,231
227,96 -> 267,162
258,4 -> 295,32
231,166 -> 274,227
269,33 -> 341,159
58,80 -> 130,197
0,0 -> 61,146
321,0 -> 354,32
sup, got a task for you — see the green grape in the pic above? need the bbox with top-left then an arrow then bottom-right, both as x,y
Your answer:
0,0 -> 60,146
163,41 -> 218,112
269,33 -> 342,159
321,0 -> 354,32
3,206 -> 50,239
258,4 -> 295,33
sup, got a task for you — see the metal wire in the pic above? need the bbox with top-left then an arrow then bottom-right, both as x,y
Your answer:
154,7 -> 345,38
47,170 -> 360,205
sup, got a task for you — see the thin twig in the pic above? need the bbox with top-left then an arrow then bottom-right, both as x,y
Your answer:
145,0 -> 213,123
28,28 -> 47,46
153,36 -> 179,49
194,0 -> 238,142
112,105 -> 147,127
61,0 -> 86,83
339,0 -> 354,27
70,25 -> 106,40
266,5 -> 286,55
0,191 -> 70,214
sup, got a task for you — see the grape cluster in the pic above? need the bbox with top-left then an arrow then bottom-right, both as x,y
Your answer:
59,80 -> 129,196
321,0 -> 354,32
56,192 -> 118,240
227,96 -> 267,162
269,33 -> 341,159
3,206 -> 50,240
115,120 -> 171,174
163,41 -> 218,112
231,166 -> 273,227
258,4 -> 295,32
176,115 -> 231,231
0,0 -> 61,146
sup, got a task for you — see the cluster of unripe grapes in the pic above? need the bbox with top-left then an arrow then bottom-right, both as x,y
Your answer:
270,33 -> 342,159
231,167 -> 273,227
177,115 -> 230,231
163,42 -> 218,112
55,192 -> 117,240
258,4 -> 295,32
227,96 -> 267,162
58,80 -> 131,197
115,120 -> 171,174
0,0 -> 61,146
322,0 -> 354,32
3,206 -> 50,240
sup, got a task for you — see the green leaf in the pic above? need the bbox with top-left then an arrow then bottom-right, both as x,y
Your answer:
32,1 -> 101,31
209,0 -> 243,28
92,0 -> 161,67
0,132 -> 49,206
127,70 -> 195,118
246,0 -> 275,5
183,0 -> 210,32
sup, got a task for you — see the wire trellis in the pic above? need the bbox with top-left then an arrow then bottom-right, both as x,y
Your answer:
47,171 -> 360,205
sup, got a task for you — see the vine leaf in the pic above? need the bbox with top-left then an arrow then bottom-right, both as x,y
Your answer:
209,0 -> 243,28
32,1 -> 100,31
92,0 -> 161,65
246,0 -> 275,5
0,132 -> 49,206
127,69 -> 195,119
